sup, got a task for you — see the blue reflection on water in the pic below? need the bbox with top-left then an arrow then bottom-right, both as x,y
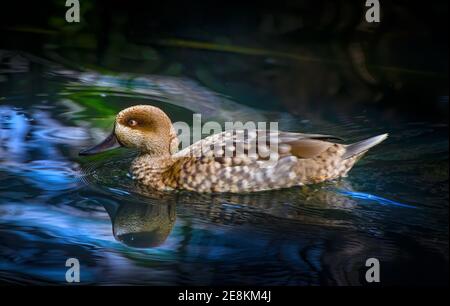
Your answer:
338,190 -> 418,209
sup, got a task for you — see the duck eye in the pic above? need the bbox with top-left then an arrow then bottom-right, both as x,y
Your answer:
128,119 -> 138,127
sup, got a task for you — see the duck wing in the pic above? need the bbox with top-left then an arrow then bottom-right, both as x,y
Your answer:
174,130 -> 342,160
172,130 -> 346,192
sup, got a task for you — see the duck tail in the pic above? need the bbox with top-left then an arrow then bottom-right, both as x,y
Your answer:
343,133 -> 388,159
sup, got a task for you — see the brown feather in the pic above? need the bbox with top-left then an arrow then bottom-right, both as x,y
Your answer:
284,139 -> 333,159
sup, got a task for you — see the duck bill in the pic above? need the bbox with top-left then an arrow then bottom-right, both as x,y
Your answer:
79,131 -> 122,156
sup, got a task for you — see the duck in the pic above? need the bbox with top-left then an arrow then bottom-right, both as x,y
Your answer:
79,105 -> 388,193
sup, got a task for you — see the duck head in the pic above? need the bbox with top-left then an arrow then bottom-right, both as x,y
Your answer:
79,105 -> 179,156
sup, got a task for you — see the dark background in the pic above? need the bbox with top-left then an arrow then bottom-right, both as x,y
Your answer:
0,0 -> 448,122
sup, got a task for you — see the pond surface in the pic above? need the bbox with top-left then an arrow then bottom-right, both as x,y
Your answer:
0,49 -> 448,285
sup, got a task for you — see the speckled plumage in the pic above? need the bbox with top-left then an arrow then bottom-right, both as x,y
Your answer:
80,105 -> 388,193
131,132 -> 363,193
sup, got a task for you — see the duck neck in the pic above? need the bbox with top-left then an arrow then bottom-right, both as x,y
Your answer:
130,153 -> 176,189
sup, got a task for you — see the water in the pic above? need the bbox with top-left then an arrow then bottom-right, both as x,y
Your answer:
0,49 -> 448,285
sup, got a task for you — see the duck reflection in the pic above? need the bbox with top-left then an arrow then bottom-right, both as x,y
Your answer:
100,180 -> 361,249
97,180 -> 428,285
103,199 -> 176,248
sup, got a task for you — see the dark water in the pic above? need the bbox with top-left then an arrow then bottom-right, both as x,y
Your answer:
0,49 -> 448,286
